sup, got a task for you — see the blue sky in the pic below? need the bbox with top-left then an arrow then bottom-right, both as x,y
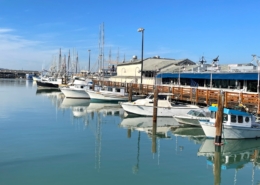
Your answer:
0,0 -> 260,71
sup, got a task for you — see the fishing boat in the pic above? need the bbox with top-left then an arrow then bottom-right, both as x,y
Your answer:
200,106 -> 260,139
86,86 -> 145,102
60,77 -> 100,99
173,108 -> 211,127
36,77 -> 63,89
121,93 -> 200,117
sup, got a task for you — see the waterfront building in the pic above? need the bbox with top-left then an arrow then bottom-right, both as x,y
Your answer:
109,55 -> 259,93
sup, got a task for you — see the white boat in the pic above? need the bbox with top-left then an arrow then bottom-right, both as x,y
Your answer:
60,77 -> 99,99
173,108 -> 211,127
86,86 -> 145,102
120,117 -> 179,137
121,93 -> 200,117
200,106 -> 260,139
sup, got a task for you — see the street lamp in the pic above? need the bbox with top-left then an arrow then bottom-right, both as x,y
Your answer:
135,67 -> 140,83
121,68 -> 126,84
88,49 -> 91,73
137,27 -> 145,84
178,66 -> 185,85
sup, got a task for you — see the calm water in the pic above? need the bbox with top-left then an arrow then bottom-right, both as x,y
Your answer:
1,79 -> 260,185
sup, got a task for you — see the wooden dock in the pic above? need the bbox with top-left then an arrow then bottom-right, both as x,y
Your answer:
94,80 -> 260,114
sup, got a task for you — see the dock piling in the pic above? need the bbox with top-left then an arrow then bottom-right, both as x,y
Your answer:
215,91 -> 224,145
152,86 -> 158,135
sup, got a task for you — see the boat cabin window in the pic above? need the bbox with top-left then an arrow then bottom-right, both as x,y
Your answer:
158,95 -> 167,100
107,87 -> 113,92
245,117 -> 250,123
210,111 -> 216,119
231,115 -> 237,123
223,114 -> 228,122
238,115 -> 243,123
116,88 -> 121,92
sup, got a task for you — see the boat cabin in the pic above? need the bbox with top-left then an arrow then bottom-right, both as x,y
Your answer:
100,86 -> 126,95
208,106 -> 256,128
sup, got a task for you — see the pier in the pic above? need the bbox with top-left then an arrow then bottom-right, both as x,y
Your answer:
0,69 -> 40,78
93,79 -> 260,114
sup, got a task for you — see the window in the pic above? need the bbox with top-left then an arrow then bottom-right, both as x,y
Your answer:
231,115 -> 237,123
238,116 -> 243,123
245,117 -> 250,122
223,114 -> 228,122
210,111 -> 216,119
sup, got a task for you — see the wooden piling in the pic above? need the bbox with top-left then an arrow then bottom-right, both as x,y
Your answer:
215,91 -> 224,145
92,81 -> 95,91
152,86 -> 158,135
127,128 -> 131,138
214,145 -> 222,185
152,135 -> 157,153
128,84 -> 133,102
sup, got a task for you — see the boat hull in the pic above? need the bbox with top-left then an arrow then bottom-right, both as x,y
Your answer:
36,80 -> 59,89
121,103 -> 199,117
86,90 -> 143,101
174,116 -> 210,127
60,88 -> 90,99
200,122 -> 260,139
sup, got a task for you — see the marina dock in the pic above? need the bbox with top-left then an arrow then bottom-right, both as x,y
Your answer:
94,79 -> 260,114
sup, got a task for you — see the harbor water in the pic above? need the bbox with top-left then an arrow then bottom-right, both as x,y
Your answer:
1,79 -> 260,185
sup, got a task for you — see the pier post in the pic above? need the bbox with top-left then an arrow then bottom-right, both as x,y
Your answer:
152,135 -> 157,153
214,145 -> 222,185
92,81 -> 95,91
128,84 -> 133,102
152,86 -> 158,135
127,128 -> 131,138
215,90 -> 224,145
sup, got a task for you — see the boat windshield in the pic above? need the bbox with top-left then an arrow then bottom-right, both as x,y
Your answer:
187,110 -> 206,117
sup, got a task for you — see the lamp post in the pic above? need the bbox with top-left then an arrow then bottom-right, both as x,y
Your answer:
135,67 -> 140,83
88,49 -> 91,73
121,68 -> 126,84
257,58 -> 260,93
137,28 -> 145,84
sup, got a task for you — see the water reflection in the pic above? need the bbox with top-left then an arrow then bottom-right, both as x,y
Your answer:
120,117 -> 179,138
198,139 -> 260,185
171,126 -> 206,144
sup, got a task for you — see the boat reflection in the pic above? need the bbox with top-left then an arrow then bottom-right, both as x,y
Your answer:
171,126 -> 206,144
60,98 -> 91,117
36,88 -> 62,96
86,101 -> 124,116
120,117 -> 179,138
198,139 -> 260,184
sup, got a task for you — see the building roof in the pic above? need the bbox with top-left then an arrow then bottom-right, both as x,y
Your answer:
117,57 -> 196,72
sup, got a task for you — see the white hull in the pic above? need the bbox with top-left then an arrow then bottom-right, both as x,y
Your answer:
174,116 -> 210,127
86,90 -> 143,101
200,122 -> 260,139
60,88 -> 90,99
121,103 -> 199,117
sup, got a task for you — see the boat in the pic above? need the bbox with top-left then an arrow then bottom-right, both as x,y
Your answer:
36,77 -> 63,89
121,93 -> 200,117
173,108 -> 211,127
120,117 -> 179,137
86,86 -> 145,102
200,106 -> 260,139
60,77 -> 99,99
